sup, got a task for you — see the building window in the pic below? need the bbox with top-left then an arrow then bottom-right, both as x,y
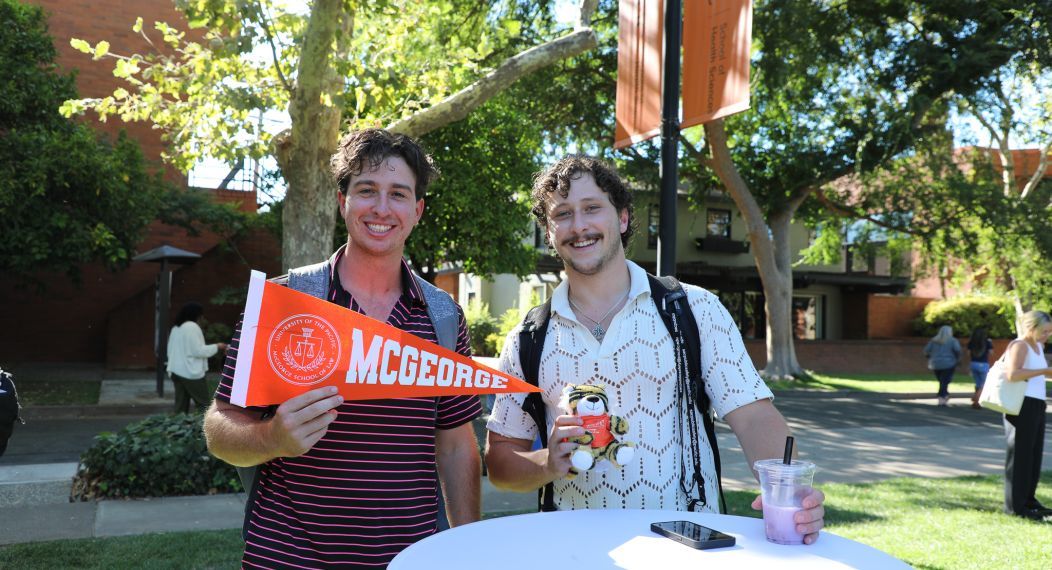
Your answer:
707,209 -> 731,239
647,205 -> 659,249
792,296 -> 822,340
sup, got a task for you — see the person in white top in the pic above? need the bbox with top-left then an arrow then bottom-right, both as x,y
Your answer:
485,156 -> 825,544
1002,310 -> 1052,520
166,302 -> 226,413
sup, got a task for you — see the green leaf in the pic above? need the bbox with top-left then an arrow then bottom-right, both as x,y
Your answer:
70,38 -> 91,54
93,41 -> 110,60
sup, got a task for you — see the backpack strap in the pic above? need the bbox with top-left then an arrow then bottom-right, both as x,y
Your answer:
414,274 -> 458,352
647,273 -> 727,514
517,300 -> 555,511
411,273 -> 459,531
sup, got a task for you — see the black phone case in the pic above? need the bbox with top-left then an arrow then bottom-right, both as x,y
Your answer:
650,521 -> 736,550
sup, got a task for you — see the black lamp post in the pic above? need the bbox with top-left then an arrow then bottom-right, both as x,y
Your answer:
658,0 -> 682,278
132,245 -> 201,397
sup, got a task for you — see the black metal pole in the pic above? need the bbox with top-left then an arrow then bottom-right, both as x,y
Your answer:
156,259 -> 171,397
657,0 -> 681,277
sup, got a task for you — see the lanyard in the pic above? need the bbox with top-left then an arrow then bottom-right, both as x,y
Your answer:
670,307 -> 708,511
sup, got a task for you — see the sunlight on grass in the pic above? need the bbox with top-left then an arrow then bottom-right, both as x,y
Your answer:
726,472 -> 1052,569
4,474 -> 1049,569
767,372 -> 978,394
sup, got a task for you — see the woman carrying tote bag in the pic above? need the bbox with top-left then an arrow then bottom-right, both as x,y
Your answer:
1002,310 -> 1052,521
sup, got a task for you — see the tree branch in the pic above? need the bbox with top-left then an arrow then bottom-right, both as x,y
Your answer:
679,133 -> 714,169
255,0 -> 292,93
1020,139 -> 1052,200
386,23 -> 596,137
578,0 -> 599,28
814,189 -> 924,237
702,119 -> 777,269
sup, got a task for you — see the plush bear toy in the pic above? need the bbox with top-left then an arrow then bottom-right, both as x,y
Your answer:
560,384 -> 636,475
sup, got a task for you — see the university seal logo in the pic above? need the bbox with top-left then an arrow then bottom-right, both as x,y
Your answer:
267,314 -> 341,386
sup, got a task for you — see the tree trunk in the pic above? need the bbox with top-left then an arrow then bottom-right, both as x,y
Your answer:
762,212 -> 802,379
704,119 -> 805,379
275,0 -> 597,270
274,0 -> 353,271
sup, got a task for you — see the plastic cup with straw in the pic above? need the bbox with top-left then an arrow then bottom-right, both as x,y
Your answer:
754,436 -> 816,544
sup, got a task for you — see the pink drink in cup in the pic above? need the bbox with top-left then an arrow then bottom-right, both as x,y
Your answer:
754,458 -> 816,545
762,503 -> 805,544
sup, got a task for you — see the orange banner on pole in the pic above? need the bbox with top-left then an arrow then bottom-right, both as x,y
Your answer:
230,271 -> 540,407
615,0 -> 664,149
682,0 -> 752,128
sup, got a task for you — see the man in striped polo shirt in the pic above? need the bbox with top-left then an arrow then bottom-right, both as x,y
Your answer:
205,128 -> 482,568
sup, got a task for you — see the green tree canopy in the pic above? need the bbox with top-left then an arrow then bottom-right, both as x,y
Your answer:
0,0 -> 251,286
0,0 -> 165,284
62,0 -> 601,273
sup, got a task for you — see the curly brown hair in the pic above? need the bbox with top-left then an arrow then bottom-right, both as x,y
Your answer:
330,128 -> 438,199
530,156 -> 636,249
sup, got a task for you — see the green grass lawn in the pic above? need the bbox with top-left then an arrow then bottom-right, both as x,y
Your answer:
15,380 -> 101,405
3,472 -> 1048,569
767,371 -> 982,394
722,471 -> 1052,570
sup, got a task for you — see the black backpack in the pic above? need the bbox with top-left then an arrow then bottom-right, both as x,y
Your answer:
0,368 -> 24,458
517,274 -> 726,513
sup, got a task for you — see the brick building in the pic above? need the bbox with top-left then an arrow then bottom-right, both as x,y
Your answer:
1,0 -> 282,369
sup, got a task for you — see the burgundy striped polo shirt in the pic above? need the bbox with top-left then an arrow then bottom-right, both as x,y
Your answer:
215,253 -> 481,568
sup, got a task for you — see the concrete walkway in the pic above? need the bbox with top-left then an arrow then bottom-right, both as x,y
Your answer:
1,376 -> 1049,546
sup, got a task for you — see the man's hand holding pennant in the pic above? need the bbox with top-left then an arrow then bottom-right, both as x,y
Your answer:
230,271 -> 540,407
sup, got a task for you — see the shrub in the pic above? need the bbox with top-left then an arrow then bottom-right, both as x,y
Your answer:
464,299 -> 499,356
71,414 -> 242,501
912,296 -> 1015,339
488,305 -> 528,357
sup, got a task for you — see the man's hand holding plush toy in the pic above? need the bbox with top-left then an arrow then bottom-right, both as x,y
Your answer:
559,384 -> 637,478
544,414 -> 586,480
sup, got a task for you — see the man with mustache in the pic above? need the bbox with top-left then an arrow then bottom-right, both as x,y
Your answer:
485,156 -> 825,543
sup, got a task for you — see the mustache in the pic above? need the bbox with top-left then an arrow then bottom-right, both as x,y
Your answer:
561,233 -> 603,248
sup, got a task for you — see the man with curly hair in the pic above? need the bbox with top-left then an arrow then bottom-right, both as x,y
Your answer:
486,156 -> 826,543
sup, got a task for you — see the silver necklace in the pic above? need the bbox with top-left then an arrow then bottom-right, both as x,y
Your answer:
568,289 -> 629,340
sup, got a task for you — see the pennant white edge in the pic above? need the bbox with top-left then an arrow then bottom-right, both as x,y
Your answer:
230,270 -> 266,407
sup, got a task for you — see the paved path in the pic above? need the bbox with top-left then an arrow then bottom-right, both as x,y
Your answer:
1,380 -> 1049,546
719,392 -> 1049,491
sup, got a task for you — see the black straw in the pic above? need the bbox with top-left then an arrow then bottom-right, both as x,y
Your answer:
782,436 -> 794,465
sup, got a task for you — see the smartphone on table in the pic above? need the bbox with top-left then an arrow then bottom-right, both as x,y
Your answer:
650,520 -> 736,550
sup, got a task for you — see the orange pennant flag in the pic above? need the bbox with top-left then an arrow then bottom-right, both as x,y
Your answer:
682,0 -> 753,127
614,0 -> 664,149
230,271 -> 540,407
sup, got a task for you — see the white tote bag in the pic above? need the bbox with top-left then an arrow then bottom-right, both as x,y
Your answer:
978,341 -> 1027,415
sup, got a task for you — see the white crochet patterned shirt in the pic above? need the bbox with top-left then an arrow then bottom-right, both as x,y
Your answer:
487,261 -> 772,513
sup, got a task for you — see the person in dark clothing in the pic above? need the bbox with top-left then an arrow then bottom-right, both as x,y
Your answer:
967,327 -> 994,410
1002,311 -> 1052,521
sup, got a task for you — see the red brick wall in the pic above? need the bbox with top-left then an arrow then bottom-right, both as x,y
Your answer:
0,2 -> 282,369
867,295 -> 933,338
106,226 -> 282,368
30,0 -> 189,182
744,338 -> 1017,375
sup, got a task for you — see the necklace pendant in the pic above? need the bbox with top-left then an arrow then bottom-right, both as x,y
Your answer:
591,323 -> 605,340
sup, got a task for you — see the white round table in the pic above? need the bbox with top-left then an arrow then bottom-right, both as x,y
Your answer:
390,509 -> 910,569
